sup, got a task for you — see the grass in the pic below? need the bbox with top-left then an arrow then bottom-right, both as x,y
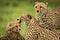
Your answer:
0,1 -> 60,37
0,2 -> 37,36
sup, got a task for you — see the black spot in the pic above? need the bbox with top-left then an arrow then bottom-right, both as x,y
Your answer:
49,29 -> 51,30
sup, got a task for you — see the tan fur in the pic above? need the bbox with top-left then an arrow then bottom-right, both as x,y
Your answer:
0,21 -> 25,40
52,7 -> 60,29
34,2 -> 60,30
17,13 -> 60,40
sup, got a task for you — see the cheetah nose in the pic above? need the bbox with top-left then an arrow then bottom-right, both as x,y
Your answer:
37,10 -> 39,13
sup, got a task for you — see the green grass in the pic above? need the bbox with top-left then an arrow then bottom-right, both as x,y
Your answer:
0,2 -> 60,37
0,2 -> 37,36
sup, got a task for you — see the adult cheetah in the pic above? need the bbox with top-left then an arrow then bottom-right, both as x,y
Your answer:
17,13 -> 60,40
34,2 -> 60,30
0,21 -> 25,40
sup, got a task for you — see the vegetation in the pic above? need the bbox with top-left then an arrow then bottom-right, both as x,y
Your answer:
0,0 -> 60,36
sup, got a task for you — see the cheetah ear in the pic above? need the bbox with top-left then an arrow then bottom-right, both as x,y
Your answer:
45,2 -> 48,5
35,2 -> 39,4
28,15 -> 32,19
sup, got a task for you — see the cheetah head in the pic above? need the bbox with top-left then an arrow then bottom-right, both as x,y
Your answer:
17,13 -> 34,24
34,2 -> 48,14
6,21 -> 21,33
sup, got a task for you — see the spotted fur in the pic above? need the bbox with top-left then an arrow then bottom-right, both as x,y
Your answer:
0,21 -> 25,40
52,7 -> 60,29
34,2 -> 60,30
17,13 -> 60,40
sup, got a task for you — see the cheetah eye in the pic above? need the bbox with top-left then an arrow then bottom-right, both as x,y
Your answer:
35,6 -> 37,8
40,6 -> 43,8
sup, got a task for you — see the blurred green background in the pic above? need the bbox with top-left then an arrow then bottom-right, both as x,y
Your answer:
0,0 -> 60,37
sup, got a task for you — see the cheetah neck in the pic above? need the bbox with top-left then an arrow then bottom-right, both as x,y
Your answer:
26,18 -> 41,30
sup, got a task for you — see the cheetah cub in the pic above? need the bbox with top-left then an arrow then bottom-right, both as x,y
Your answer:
52,7 -> 60,29
0,21 -> 25,40
34,2 -> 60,30
17,13 -> 60,40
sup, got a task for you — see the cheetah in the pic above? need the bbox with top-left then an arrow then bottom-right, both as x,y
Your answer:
52,7 -> 60,29
0,21 -> 25,40
34,2 -> 60,30
17,13 -> 60,40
